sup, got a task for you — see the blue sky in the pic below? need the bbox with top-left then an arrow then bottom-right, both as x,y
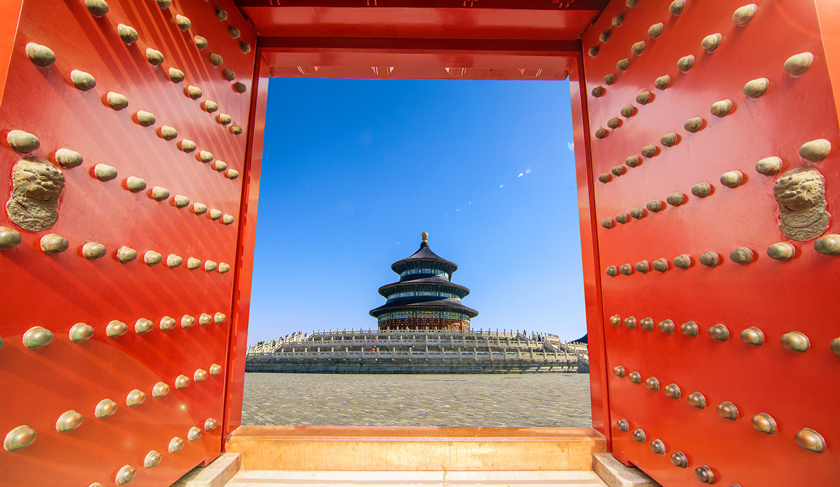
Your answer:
247,78 -> 585,345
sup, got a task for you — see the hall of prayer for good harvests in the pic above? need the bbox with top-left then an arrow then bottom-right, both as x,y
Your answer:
369,233 -> 478,331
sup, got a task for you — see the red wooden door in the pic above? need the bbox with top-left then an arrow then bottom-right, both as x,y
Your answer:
0,1 -> 257,485
580,0 -> 839,485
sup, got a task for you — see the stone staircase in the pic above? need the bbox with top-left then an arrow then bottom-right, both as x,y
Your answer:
172,454 -> 659,487
171,428 -> 659,487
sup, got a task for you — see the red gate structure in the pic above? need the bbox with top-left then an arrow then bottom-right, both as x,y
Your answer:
1,1 -> 838,486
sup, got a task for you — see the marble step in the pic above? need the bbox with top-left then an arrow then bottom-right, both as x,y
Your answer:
225,470 -> 608,487
170,453 -> 657,487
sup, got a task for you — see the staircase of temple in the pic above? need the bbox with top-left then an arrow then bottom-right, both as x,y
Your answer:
246,329 -> 589,373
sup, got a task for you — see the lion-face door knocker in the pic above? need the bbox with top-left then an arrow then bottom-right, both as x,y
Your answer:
6,157 -> 65,231
773,167 -> 830,241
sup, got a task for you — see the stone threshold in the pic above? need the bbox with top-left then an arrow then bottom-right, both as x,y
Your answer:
225,426 -> 607,471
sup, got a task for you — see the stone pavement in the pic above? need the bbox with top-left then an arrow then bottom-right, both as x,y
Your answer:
241,372 -> 592,427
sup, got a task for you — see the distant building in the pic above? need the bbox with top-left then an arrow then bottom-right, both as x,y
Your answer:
369,233 -> 478,331
246,234 -> 588,374
249,233 -> 587,373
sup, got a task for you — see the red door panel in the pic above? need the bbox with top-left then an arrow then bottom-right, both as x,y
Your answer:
581,0 -> 839,485
0,1 -> 256,485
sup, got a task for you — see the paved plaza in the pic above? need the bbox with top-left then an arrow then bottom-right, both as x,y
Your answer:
242,373 -> 592,427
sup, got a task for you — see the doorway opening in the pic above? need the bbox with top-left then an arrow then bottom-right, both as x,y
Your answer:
241,77 -> 590,427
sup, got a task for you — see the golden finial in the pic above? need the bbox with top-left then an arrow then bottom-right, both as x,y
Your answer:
421,232 -> 428,242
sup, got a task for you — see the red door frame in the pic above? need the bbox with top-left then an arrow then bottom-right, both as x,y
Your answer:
224,49 -> 271,441
223,37 -> 612,448
569,55 -> 610,443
